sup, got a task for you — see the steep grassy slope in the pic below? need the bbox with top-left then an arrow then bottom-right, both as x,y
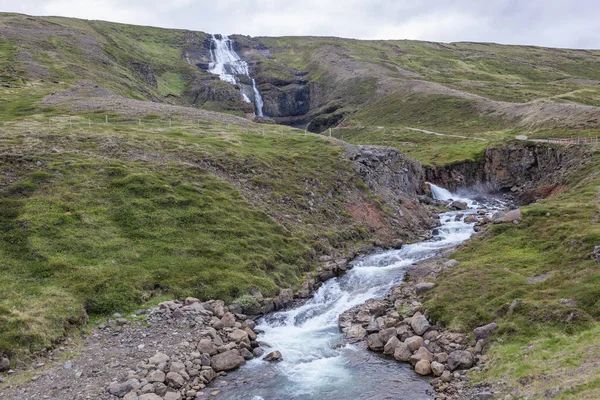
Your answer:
422,148 -> 600,398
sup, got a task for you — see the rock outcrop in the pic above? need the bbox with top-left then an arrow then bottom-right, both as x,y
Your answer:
426,143 -> 590,204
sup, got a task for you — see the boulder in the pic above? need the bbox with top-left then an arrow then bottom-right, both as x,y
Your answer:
434,352 -> 449,364
449,201 -> 468,210
170,361 -> 186,374
344,325 -> 367,342
148,352 -> 170,365
184,297 -> 200,305
383,336 -> 400,355
431,361 -> 445,376
393,342 -> 412,362
211,350 -> 245,372
212,301 -> 226,318
279,288 -> 294,305
443,260 -> 459,268
404,336 -> 424,353
220,312 -> 236,328
474,322 -> 498,341
163,392 -> 181,400
415,282 -> 435,295
264,351 -> 283,362
197,339 -> 217,355
592,245 -> 600,263
108,379 -> 140,397
411,314 -> 431,335
414,360 -> 432,375
464,215 -> 478,223
146,370 -> 166,383
165,371 -> 184,389
139,395 -> 162,400
441,370 -> 452,382
0,357 -> 9,372
496,209 -> 522,223
410,347 -> 434,366
228,328 -> 249,343
378,327 -> 397,344
447,350 -> 475,371
366,333 -> 385,351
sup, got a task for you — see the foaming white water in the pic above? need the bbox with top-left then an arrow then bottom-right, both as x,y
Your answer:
219,186 -> 502,399
429,183 -> 476,207
208,34 -> 265,117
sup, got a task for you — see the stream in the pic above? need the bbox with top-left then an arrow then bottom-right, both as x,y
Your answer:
213,185 -> 502,399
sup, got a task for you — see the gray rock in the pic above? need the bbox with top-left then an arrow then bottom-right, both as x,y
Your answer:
593,245 -> 600,263
411,314 -> 431,335
153,382 -> 168,396
149,352 -> 170,365
366,333 -> 385,351
264,351 -> 283,362
165,371 -> 185,389
344,325 -> 367,342
444,259 -> 459,268
211,350 -> 245,371
252,347 -> 265,358
138,394 -> 162,400
393,342 -> 412,362
108,379 -> 140,397
474,322 -> 498,341
477,393 -> 495,400
279,288 -> 294,305
228,328 -> 249,343
0,357 -> 9,372
123,392 -> 138,400
383,336 -> 400,355
378,327 -> 397,345
447,350 -> 475,371
441,370 -> 452,382
497,209 -> 522,223
434,352 -> 449,363
415,282 -> 436,295
146,370 -> 166,383
449,201 -> 468,210
240,348 -> 254,360
220,312 -> 236,328
197,339 -> 217,355
169,362 -> 186,375
410,347 -> 434,366
63,360 -> 72,369
163,392 -> 181,400
431,361 -> 445,377
404,336 -> 425,353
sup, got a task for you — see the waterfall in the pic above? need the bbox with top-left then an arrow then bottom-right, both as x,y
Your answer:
208,34 -> 266,117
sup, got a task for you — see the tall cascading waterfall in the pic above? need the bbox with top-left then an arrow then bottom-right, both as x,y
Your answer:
212,185 -> 506,399
208,34 -> 265,117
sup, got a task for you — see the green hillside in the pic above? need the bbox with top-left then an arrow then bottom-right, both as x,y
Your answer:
1,12 -> 600,399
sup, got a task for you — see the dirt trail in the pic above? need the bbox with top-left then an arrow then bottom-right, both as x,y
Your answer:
404,127 -> 487,141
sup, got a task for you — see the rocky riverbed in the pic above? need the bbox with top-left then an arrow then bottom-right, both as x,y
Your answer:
0,297 -> 286,400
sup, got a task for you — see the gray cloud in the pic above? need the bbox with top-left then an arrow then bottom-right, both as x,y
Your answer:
2,0 -> 599,48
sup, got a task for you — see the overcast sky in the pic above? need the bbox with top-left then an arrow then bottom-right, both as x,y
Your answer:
2,0 -> 599,49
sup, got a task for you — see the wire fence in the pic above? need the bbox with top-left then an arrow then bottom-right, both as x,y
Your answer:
3,115 -> 323,139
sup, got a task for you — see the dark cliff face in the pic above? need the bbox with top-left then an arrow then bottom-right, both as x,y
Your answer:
344,144 -> 438,242
426,143 -> 591,202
